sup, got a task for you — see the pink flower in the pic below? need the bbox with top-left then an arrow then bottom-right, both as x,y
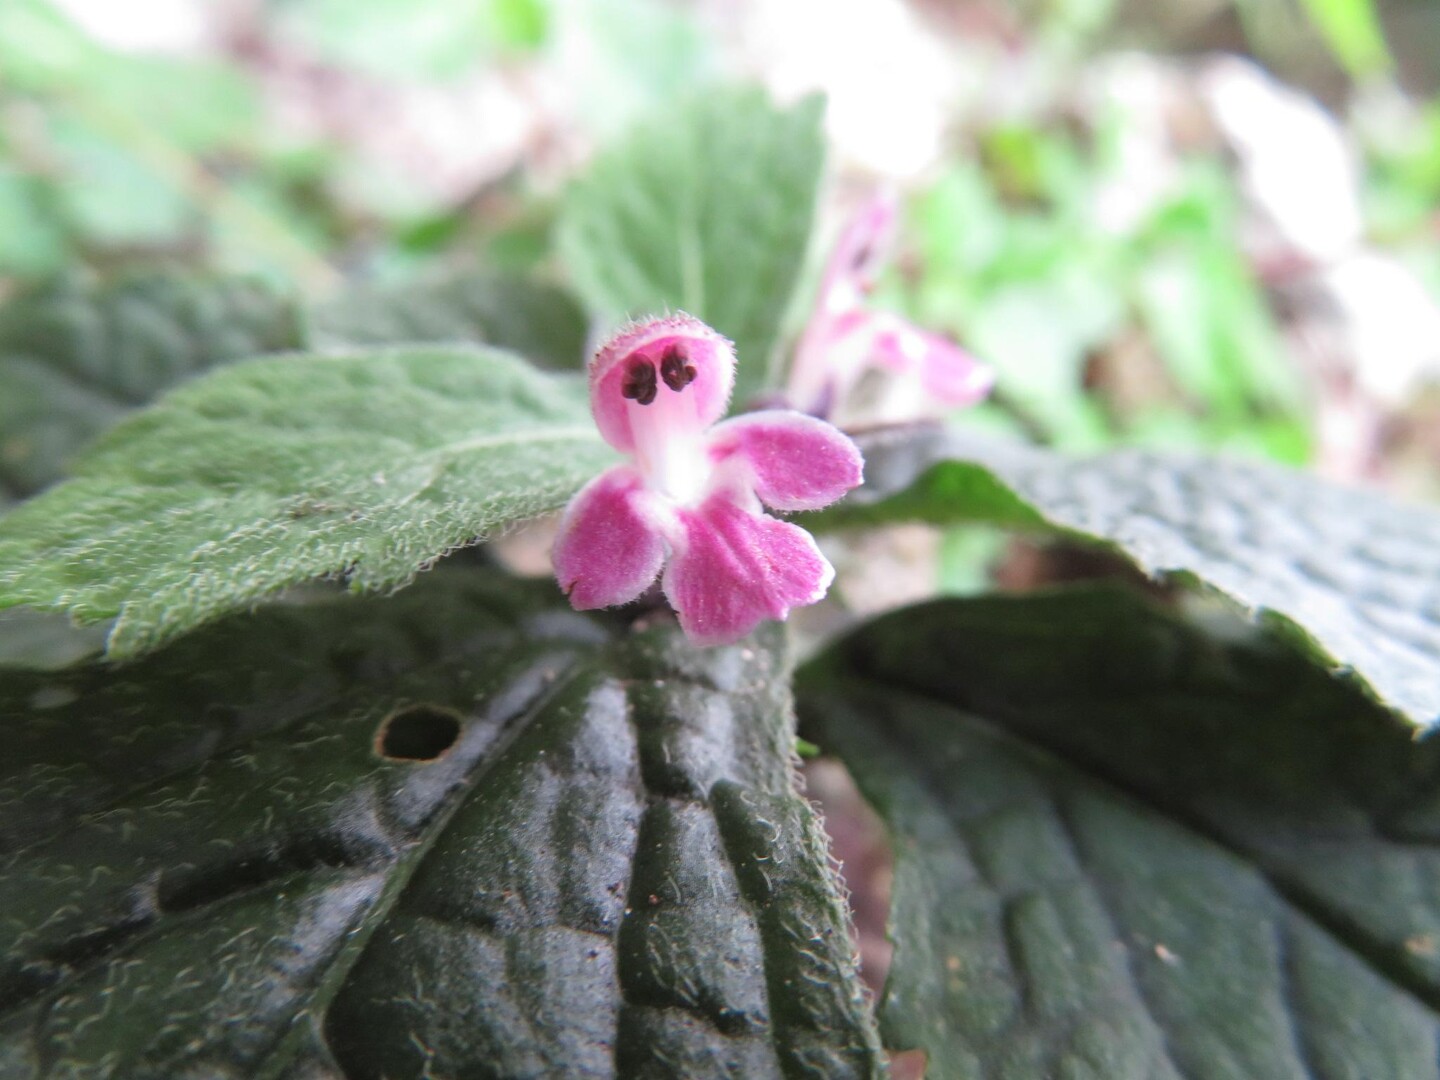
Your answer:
552,314 -> 863,645
788,192 -> 994,418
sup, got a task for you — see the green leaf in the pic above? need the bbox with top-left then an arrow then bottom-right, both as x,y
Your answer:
0,169 -> 67,278
274,0 -> 546,80
488,0 -> 549,50
960,273 -> 1120,451
559,86 -> 826,404
308,270 -> 589,370
1297,0 -> 1393,77
0,275 -> 304,500
0,567 -> 884,1077
0,346 -> 615,658
0,0 -> 102,92
1135,250 -> 1289,417
827,428 -> 1440,727
0,270 -> 594,506
799,586 -> 1440,1078
46,117 -> 192,247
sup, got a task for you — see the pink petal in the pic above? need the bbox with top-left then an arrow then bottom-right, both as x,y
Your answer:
820,192 -> 899,312
919,339 -> 994,404
589,313 -> 735,454
663,494 -> 835,646
789,195 -> 899,414
552,466 -> 669,610
794,309 -> 881,413
707,410 -> 863,512
869,316 -> 993,406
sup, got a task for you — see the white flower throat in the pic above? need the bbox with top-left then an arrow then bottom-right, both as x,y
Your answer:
623,352 -> 712,506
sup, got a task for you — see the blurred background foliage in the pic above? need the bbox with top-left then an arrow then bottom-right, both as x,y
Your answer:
2,0 -> 1439,501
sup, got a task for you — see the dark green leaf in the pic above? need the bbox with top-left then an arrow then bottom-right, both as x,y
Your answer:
0,347 -> 615,658
0,275 -> 304,500
308,271 -> 589,370
799,586 -> 1440,1078
0,567 -> 884,1078
559,86 -> 826,405
829,427 -> 1440,727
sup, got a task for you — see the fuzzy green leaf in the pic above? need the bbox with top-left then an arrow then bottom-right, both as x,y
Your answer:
0,346 -> 614,657
800,586 -> 1440,1078
559,86 -> 826,404
828,427 -> 1440,727
0,271 -> 594,505
0,567 -> 883,1078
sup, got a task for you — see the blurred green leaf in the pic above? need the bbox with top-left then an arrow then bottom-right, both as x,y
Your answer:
0,0 -> 102,92
904,133 -> 1316,460
490,0 -> 549,49
0,170 -> 67,277
101,58 -> 260,152
1364,101 -> 1440,244
936,526 -> 1008,596
1045,0 -> 1118,41
1136,247 -> 1305,422
481,212 -> 560,273
309,271 -> 589,369
559,86 -> 826,404
45,117 -> 191,247
800,586 -> 1440,1077
0,275 -> 304,500
909,165 -> 1007,283
964,278 -> 1119,450
1130,166 -> 1308,442
0,347 -> 614,657
1296,0 -> 1393,77
276,0 -> 548,81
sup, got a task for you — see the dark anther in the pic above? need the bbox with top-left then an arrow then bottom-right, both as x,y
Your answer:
621,359 -> 658,405
659,346 -> 697,392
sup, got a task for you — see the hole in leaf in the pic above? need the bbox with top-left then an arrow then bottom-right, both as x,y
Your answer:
375,705 -> 462,761
801,757 -> 896,994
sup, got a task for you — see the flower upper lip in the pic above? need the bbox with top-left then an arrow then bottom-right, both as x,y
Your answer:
588,314 -> 736,454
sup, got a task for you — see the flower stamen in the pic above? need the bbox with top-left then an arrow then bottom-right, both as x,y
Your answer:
622,359 -> 659,405
660,346 -> 697,393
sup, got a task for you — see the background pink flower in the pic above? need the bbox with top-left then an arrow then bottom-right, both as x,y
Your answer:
788,192 -> 994,419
